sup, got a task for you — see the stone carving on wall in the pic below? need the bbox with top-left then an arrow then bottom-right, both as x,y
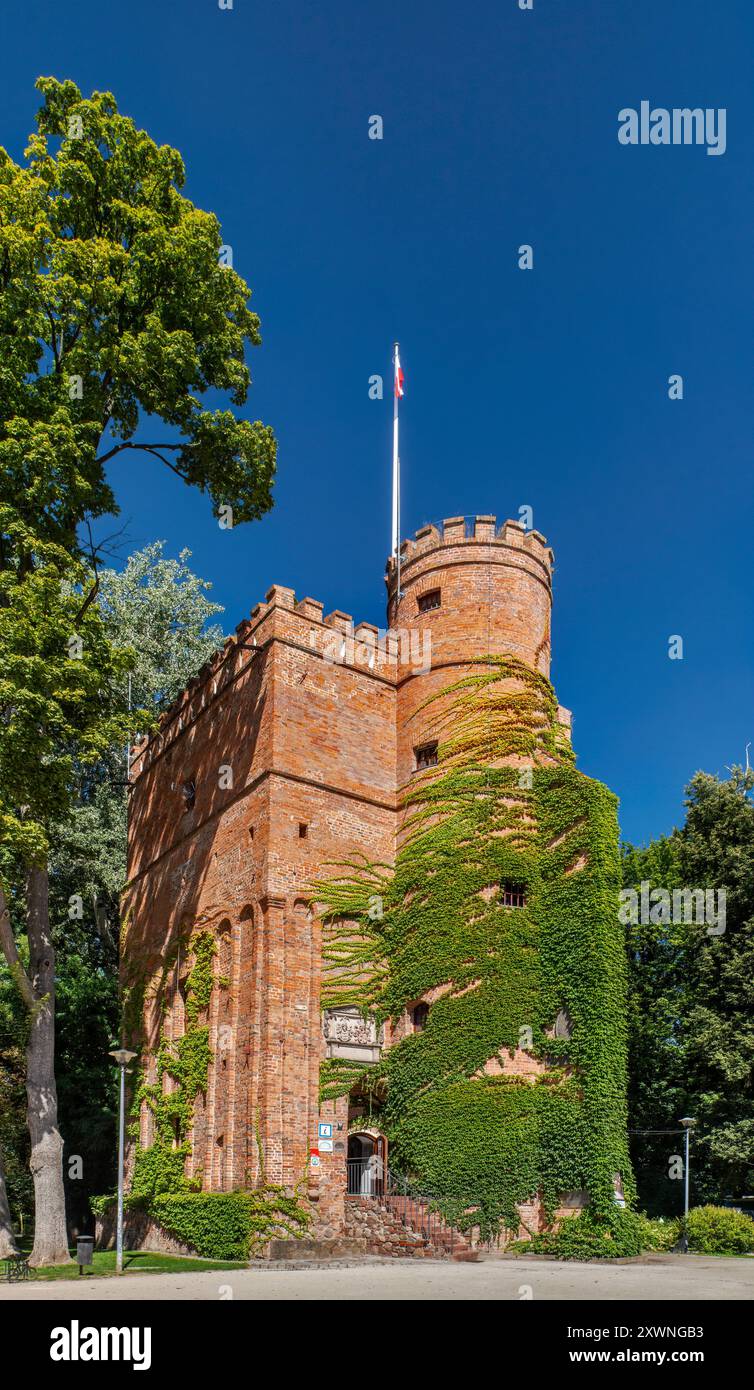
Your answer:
323,1008 -> 383,1064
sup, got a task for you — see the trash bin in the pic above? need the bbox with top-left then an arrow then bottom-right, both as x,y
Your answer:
76,1236 -> 94,1273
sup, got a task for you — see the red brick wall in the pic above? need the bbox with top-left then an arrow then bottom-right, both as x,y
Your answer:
124,580 -> 398,1197
124,515 -> 564,1228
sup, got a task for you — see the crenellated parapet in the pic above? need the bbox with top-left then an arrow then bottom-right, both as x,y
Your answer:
386,515 -> 553,599
384,515 -> 554,688
130,582 -> 399,772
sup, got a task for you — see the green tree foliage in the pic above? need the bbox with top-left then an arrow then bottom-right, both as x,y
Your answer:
50,544 -> 226,1228
622,833 -> 687,1214
0,543 -> 225,1235
0,546 -> 133,1262
52,542 -> 225,935
0,73 -> 273,1261
624,769 -> 754,1210
678,770 -> 754,1199
0,76 -> 276,556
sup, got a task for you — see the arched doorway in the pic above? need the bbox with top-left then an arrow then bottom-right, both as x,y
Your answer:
347,1132 -> 387,1197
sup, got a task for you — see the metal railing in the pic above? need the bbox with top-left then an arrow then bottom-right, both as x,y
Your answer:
346,1157 -> 386,1198
346,1160 -> 468,1255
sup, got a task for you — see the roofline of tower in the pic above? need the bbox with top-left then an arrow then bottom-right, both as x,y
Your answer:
385,515 -> 554,592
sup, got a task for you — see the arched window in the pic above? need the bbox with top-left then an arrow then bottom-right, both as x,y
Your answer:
412,1002 -> 430,1032
217,919 -> 232,983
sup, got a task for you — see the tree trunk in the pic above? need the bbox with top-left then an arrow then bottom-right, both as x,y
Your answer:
25,865 -> 71,1266
0,1140 -> 18,1257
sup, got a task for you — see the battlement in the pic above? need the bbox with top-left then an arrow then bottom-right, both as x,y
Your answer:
130,514 -> 554,769
130,581 -> 396,766
386,515 -> 554,589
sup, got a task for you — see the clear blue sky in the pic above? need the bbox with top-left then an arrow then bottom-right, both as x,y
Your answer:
2,0 -> 752,845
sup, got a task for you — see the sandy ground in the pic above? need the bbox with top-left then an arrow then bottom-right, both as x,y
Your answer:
1,1253 -> 752,1301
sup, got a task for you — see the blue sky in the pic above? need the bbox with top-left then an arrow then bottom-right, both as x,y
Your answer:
2,0 -> 752,844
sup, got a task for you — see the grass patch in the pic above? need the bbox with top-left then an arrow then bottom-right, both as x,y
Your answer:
13,1248 -> 245,1282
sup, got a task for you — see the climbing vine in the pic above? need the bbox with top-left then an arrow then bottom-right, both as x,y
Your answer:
104,924 -> 311,1254
316,655 -> 633,1238
129,929 -> 217,1199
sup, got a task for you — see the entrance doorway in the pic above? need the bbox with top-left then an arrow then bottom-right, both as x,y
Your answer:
346,1132 -> 386,1196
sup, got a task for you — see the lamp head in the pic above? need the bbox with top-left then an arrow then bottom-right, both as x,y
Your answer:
109,1048 -> 137,1067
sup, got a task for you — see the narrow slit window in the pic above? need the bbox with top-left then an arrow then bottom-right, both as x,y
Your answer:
182,778 -> 196,812
414,742 -> 438,771
299,822 -> 308,839
418,588 -> 441,613
412,1002 -> 430,1032
500,881 -> 527,909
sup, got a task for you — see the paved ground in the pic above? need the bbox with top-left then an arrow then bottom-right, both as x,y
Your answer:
2,1253 -> 752,1300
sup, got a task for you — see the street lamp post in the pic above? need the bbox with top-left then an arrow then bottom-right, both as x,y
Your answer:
679,1116 -> 697,1251
109,1048 -> 137,1275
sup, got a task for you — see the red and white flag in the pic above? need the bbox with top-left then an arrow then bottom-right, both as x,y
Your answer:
394,349 -> 405,398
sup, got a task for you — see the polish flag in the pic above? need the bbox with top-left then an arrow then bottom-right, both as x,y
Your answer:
394,350 -> 405,398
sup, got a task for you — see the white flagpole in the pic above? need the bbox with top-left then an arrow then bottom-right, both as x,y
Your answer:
392,342 -> 401,599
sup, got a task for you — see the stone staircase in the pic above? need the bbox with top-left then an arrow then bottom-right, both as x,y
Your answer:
345,1194 -> 477,1260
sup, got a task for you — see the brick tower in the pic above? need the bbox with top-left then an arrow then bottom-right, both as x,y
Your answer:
388,516 -> 559,799
122,514 -> 630,1246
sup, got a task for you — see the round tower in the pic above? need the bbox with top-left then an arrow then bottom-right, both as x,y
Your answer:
386,514 -> 555,792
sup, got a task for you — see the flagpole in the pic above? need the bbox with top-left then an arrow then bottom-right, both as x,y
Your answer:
392,341 -> 400,604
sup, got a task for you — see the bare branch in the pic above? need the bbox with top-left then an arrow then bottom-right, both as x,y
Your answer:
95,441 -> 185,467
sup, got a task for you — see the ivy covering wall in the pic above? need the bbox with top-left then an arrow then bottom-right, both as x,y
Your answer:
129,927 -> 215,1200
317,656 -> 634,1237
108,925 -> 310,1255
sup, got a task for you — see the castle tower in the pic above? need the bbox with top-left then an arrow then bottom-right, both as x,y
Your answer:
386,516 -> 563,809
387,515 -> 553,676
121,509 -> 631,1251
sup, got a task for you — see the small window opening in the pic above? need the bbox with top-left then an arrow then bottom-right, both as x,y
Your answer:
500,881 -> 527,908
182,778 -> 196,811
412,1002 -> 430,1032
553,1008 -> 572,1040
248,826 -> 254,840
414,742 -> 438,771
299,822 -> 308,839
418,588 -> 441,613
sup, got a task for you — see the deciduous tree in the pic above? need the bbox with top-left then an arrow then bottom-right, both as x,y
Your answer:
0,75 -> 275,1262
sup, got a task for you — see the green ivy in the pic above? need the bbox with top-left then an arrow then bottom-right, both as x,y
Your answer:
151,1189 -> 310,1260
316,656 -> 634,1239
90,1188 -> 310,1260
112,926 -> 312,1255
129,929 -> 217,1200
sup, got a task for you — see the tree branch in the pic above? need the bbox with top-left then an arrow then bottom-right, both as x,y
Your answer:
44,309 -> 60,371
0,886 -> 35,1011
95,441 -> 185,467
